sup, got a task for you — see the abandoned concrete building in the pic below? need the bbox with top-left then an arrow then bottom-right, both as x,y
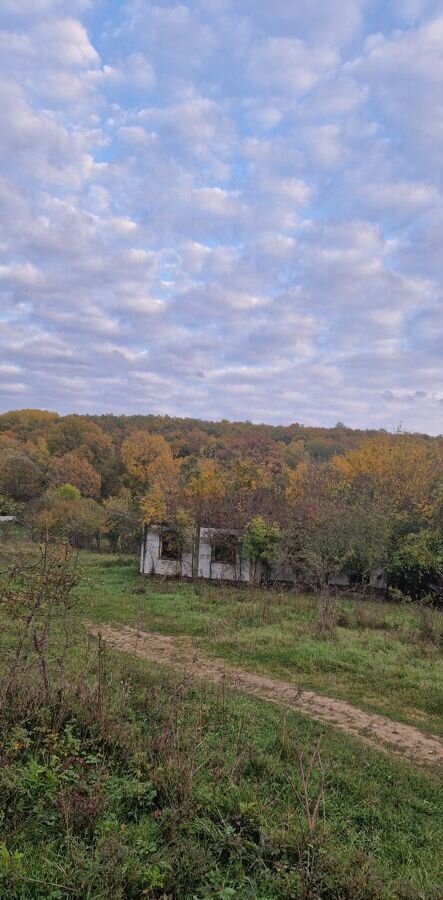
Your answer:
141,524 -> 253,582
140,523 -> 386,588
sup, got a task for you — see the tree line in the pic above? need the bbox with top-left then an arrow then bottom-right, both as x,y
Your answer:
0,408 -> 442,601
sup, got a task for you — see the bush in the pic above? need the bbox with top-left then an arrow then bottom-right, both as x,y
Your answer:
387,530 -> 443,604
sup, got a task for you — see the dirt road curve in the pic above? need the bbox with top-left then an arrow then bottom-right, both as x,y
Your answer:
87,623 -> 443,768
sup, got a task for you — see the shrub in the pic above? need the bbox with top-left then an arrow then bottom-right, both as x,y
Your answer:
387,530 -> 443,604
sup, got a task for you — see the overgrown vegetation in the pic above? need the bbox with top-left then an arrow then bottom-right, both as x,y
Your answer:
1,409 -> 443,598
1,547 -> 443,899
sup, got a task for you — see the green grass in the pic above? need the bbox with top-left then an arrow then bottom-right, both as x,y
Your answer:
2,646 -> 443,899
74,552 -> 443,735
1,541 -> 443,897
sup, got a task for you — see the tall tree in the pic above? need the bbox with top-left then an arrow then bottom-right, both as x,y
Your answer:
121,431 -> 175,491
0,450 -> 44,501
49,452 -> 101,498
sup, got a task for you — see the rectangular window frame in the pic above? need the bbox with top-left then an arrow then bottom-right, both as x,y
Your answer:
159,530 -> 180,561
211,533 -> 238,567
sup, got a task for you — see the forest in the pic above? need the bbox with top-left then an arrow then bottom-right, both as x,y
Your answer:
1,408 -> 442,600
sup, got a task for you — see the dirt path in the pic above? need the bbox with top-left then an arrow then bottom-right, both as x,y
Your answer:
87,622 -> 443,768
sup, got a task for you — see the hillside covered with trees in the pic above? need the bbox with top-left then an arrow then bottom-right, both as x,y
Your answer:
1,409 -> 442,599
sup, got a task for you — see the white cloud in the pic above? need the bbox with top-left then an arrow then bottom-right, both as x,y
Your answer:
31,17 -> 99,67
236,0 -> 369,46
101,53 -> 155,91
347,15 -> 443,169
301,124 -> 344,168
0,0 -> 441,433
248,38 -> 338,95
0,0 -> 90,17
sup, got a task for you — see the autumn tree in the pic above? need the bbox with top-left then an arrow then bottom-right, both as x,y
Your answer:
185,459 -> 226,526
26,484 -> 105,548
121,430 -> 182,535
171,428 -> 214,458
0,409 -> 59,441
226,458 -> 266,518
0,449 -> 44,501
28,436 -> 51,471
49,452 -> 101,499
121,431 -> 176,491
332,434 -> 442,529
140,483 -> 168,526
47,415 -> 112,469
284,438 -> 306,469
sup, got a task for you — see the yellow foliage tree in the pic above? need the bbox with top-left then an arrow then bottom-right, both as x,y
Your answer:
233,458 -> 268,491
140,483 -> 167,525
121,431 -> 176,488
286,461 -> 310,506
332,435 -> 442,524
186,459 -> 226,502
185,459 -> 226,525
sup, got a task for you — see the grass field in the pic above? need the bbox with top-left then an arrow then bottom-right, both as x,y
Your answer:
75,552 -> 443,736
1,539 -> 443,898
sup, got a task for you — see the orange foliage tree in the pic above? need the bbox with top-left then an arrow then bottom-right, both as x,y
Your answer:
121,431 -> 181,526
49,452 -> 101,498
121,431 -> 176,488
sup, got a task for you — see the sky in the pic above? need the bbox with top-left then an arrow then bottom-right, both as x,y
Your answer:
0,0 -> 442,433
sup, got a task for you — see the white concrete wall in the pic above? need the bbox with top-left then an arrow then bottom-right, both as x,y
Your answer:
140,525 -> 193,577
140,525 -> 249,581
198,527 -> 250,582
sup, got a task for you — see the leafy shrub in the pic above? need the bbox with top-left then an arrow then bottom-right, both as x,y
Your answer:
387,530 -> 443,604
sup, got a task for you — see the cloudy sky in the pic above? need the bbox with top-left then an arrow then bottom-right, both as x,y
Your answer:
0,0 -> 442,432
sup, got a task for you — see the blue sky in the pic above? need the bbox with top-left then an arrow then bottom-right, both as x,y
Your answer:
0,0 -> 441,432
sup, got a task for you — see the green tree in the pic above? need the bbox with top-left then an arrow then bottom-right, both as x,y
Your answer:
26,486 -> 105,549
387,529 -> 443,603
103,489 -> 141,552
53,484 -> 81,501
241,516 -> 280,582
0,495 -> 20,516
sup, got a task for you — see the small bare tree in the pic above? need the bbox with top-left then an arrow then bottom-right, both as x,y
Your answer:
0,543 -> 80,716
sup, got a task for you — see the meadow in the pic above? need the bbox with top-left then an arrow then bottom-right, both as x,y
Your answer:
77,552 -> 443,736
0,538 -> 442,899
